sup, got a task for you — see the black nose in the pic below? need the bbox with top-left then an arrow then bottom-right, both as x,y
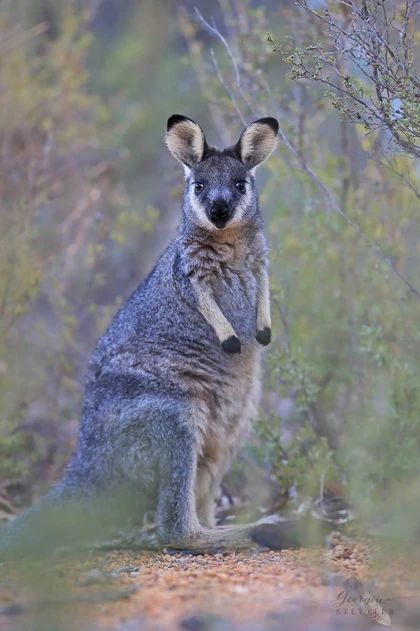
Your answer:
210,199 -> 230,223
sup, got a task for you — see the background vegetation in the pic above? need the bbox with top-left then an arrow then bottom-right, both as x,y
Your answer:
0,0 -> 419,549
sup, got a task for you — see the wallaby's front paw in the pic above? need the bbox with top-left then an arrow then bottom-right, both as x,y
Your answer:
221,335 -> 241,354
256,327 -> 271,346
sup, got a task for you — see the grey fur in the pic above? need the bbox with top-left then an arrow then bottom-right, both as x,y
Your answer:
0,115 -> 282,557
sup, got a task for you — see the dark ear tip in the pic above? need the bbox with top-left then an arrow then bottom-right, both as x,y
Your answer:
167,114 -> 194,131
257,117 -> 279,135
167,114 -> 186,131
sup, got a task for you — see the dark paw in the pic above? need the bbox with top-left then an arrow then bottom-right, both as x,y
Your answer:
251,519 -> 327,550
221,335 -> 241,354
250,522 -> 299,550
256,326 -> 271,346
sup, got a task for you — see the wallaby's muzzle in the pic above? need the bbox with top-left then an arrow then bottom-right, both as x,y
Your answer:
209,198 -> 231,229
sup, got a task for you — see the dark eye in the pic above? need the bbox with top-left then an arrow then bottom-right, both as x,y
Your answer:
194,182 -> 204,194
235,180 -> 247,194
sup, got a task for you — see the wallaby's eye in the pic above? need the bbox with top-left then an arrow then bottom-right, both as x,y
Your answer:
235,180 -> 247,194
194,182 -> 204,194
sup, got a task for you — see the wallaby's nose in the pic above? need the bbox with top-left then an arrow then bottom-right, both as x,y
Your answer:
210,199 -> 230,227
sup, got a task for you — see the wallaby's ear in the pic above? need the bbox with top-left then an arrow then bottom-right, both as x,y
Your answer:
235,117 -> 279,169
166,114 -> 207,168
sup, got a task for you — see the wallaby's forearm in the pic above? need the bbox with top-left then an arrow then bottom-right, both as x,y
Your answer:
255,263 -> 271,346
190,276 -> 241,353
190,255 -> 271,353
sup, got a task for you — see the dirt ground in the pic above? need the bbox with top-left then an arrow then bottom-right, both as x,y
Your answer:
0,536 -> 419,631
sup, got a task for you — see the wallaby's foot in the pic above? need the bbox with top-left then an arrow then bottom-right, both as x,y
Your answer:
160,521 -> 310,555
162,525 -> 252,554
221,335 -> 241,354
256,326 -> 271,346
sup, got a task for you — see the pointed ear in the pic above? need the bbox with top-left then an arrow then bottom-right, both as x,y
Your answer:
235,117 -> 279,169
165,114 -> 207,168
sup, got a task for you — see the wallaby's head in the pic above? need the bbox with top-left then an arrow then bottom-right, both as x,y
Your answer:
166,115 -> 278,231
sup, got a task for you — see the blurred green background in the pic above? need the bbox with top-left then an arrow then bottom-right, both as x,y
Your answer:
0,0 -> 419,549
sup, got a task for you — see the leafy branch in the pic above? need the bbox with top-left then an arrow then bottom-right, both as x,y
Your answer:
272,0 -> 420,158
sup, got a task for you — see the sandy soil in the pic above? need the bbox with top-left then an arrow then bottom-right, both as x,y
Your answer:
0,536 -> 418,631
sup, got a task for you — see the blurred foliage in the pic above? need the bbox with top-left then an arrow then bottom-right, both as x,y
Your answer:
0,3 -> 105,481
0,0 -> 419,549
0,0 -> 203,494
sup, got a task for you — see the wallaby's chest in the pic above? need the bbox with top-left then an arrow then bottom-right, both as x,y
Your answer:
214,265 -> 257,340
197,239 -> 260,341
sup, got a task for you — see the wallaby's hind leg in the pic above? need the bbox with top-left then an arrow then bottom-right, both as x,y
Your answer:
195,464 -> 215,528
195,462 -> 225,529
155,417 -> 252,552
156,420 -> 201,545
195,451 -> 233,529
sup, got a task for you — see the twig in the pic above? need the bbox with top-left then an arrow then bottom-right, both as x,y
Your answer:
0,22 -> 48,54
275,117 -> 420,299
194,8 -> 257,118
369,156 -> 420,200
210,48 -> 247,125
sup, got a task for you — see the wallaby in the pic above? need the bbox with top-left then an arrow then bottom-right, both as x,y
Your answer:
0,114 -> 301,558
